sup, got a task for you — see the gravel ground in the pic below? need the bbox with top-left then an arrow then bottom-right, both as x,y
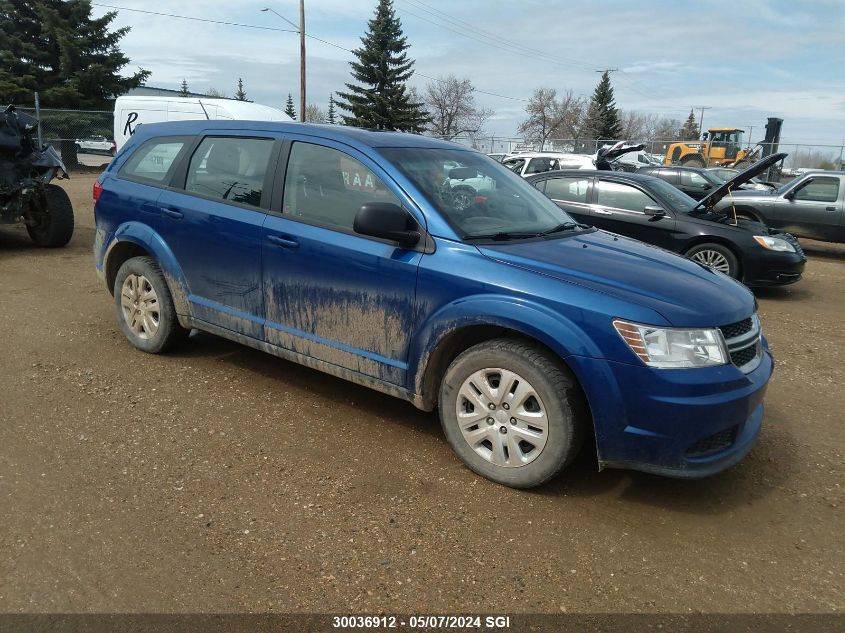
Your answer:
0,175 -> 842,615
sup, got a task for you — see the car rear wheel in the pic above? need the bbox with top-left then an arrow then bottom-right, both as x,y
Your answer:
438,338 -> 584,488
686,243 -> 740,278
27,184 -> 75,247
113,256 -> 189,354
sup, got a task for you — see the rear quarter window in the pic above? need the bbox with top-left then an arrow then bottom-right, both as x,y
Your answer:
119,137 -> 191,184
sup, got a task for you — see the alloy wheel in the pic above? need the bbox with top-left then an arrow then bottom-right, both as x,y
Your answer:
691,249 -> 731,274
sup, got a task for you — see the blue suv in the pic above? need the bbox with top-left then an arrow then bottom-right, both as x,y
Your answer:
94,121 -> 772,488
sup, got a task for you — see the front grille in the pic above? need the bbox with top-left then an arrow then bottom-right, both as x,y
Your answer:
719,314 -> 762,372
719,317 -> 752,340
686,425 -> 739,457
730,344 -> 758,367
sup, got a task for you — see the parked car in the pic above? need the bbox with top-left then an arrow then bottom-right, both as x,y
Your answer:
711,170 -> 845,243
75,135 -> 116,156
95,120 -> 774,487
486,153 -> 506,163
596,147 -> 661,172
637,165 -> 728,199
502,152 -> 594,177
527,153 -> 806,286
707,167 -> 777,191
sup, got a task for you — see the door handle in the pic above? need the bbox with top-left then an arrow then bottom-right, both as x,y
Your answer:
267,234 -> 299,249
161,207 -> 184,220
139,202 -> 159,215
594,208 -> 614,215
825,206 -> 837,211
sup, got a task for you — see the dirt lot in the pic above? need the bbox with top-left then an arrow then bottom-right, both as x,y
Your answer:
1,175 -> 843,615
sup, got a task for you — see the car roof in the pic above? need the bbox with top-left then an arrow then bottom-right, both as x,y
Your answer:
503,152 -> 589,160
640,165 -> 707,174
527,169 -> 662,184
129,120 -> 469,151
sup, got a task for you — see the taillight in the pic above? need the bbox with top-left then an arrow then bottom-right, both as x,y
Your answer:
93,181 -> 103,203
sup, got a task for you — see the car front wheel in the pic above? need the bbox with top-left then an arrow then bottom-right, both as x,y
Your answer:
686,243 -> 740,278
438,338 -> 584,488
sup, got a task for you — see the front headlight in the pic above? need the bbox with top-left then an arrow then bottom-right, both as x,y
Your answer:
753,235 -> 796,252
613,320 -> 729,368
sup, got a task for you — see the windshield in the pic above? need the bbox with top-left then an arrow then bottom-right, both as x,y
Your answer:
644,177 -> 699,212
380,148 -> 575,238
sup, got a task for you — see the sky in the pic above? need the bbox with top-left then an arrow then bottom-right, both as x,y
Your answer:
91,0 -> 845,148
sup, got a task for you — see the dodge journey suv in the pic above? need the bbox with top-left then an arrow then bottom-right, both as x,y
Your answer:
94,121 -> 773,488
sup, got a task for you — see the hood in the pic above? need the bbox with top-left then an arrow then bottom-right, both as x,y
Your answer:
478,230 -> 754,327
695,152 -> 787,210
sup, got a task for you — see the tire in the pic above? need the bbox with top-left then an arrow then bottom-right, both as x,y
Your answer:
686,243 -> 740,278
449,186 -> 476,211
681,155 -> 707,168
438,338 -> 585,488
26,184 -> 75,247
113,256 -> 189,354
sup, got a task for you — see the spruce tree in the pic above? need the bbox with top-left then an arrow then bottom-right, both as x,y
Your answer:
327,93 -> 337,124
284,93 -> 297,119
679,109 -> 700,140
0,0 -> 149,106
235,78 -> 247,101
584,71 -> 622,140
335,0 -> 429,132
179,79 -> 190,97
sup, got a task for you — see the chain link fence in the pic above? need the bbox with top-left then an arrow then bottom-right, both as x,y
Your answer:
16,104 -> 114,168
445,136 -> 845,173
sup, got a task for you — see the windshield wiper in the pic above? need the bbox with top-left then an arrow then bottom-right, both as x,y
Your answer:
463,231 -> 539,241
536,222 -> 585,236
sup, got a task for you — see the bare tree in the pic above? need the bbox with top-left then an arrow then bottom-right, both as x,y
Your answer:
205,87 -> 228,98
517,88 -> 559,149
518,88 -> 586,149
304,103 -> 326,123
423,75 -> 492,140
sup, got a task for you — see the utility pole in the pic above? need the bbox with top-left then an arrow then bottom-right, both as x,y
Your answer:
261,3 -> 305,122
299,0 -> 305,123
694,106 -> 711,136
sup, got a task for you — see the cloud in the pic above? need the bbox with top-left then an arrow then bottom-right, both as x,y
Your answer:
93,0 -> 845,142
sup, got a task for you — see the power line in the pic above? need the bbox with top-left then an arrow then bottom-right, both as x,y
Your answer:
91,3 -> 298,33
93,2 -> 528,103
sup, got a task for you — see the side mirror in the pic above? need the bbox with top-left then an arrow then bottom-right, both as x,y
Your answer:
784,190 -> 795,200
353,202 -> 420,246
644,206 -> 666,218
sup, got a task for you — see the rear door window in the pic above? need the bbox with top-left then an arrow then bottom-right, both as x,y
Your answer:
119,137 -> 190,184
184,136 -> 275,208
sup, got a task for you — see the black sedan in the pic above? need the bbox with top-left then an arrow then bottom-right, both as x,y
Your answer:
526,155 -> 806,286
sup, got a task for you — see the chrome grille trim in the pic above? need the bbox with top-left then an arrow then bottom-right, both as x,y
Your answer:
720,313 -> 762,373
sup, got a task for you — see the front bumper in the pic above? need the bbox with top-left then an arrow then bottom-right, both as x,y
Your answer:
569,343 -> 773,478
742,239 -> 806,286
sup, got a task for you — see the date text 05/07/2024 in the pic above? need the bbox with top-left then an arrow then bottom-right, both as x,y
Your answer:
332,615 -> 512,629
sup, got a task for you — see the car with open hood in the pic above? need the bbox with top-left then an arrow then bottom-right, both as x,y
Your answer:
94,121 -> 774,488
527,153 -> 805,286
711,170 -> 845,243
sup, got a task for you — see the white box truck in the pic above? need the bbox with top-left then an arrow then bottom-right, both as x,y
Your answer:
113,96 -> 294,150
